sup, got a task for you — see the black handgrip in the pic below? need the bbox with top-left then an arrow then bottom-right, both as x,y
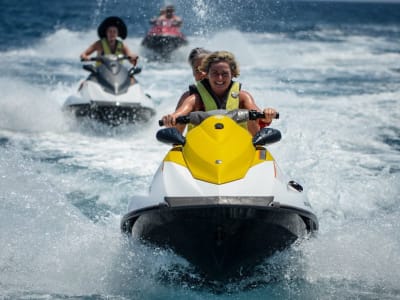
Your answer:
158,115 -> 191,126
119,55 -> 132,61
80,57 -> 100,62
159,111 -> 279,126
81,56 -> 131,63
248,110 -> 279,120
248,110 -> 264,120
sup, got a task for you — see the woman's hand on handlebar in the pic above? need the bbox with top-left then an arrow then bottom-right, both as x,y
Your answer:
161,114 -> 177,127
261,108 -> 278,125
129,55 -> 139,66
80,54 -> 90,61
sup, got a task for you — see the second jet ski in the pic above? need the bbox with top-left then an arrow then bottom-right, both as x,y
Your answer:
63,55 -> 156,126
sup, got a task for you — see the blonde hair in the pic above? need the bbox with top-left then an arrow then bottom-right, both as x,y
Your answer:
199,50 -> 240,77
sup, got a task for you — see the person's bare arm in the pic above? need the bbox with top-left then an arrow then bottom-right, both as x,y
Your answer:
172,16 -> 182,27
80,41 -> 100,61
123,44 -> 139,65
239,91 -> 260,135
173,91 -> 190,133
175,91 -> 190,110
162,94 -> 199,127
240,90 -> 277,136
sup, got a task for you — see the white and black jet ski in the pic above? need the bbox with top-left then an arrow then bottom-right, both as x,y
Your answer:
121,109 -> 318,280
63,55 -> 156,126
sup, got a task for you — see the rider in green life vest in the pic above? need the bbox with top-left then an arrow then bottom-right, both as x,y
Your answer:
185,79 -> 245,131
162,50 -> 278,136
101,37 -> 123,55
196,80 -> 240,111
80,16 -> 138,66
95,38 -> 124,66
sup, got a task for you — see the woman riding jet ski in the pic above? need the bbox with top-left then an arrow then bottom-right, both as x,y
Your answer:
121,109 -> 319,280
63,16 -> 156,126
121,51 -> 318,279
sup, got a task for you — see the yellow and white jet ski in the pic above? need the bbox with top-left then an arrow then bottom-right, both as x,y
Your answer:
121,109 -> 318,279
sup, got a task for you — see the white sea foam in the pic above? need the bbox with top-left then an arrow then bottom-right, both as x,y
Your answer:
0,23 -> 399,297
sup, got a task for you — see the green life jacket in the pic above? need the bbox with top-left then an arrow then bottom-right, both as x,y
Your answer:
101,38 -> 123,55
96,39 -> 124,66
188,80 -> 247,131
196,80 -> 240,111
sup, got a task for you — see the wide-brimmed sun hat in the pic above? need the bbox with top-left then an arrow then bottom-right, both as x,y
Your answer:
97,16 -> 127,39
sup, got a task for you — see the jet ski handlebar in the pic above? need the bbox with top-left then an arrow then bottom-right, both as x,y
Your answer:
248,110 -> 279,120
80,55 -> 132,63
158,109 -> 279,126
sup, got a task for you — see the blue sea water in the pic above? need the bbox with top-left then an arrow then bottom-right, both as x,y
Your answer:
0,0 -> 399,299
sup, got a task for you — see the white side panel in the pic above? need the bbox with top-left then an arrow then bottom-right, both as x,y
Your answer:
126,160 -> 313,214
64,81 -> 155,109
81,81 -> 116,101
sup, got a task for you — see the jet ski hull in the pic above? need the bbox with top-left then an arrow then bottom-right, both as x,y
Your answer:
142,35 -> 187,55
141,24 -> 187,57
67,101 -> 156,126
121,200 -> 317,279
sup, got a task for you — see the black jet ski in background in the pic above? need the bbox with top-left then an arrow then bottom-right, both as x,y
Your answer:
141,21 -> 188,59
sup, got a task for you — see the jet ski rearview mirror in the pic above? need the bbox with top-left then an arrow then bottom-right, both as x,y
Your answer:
156,128 -> 186,145
252,128 -> 282,146
129,67 -> 142,77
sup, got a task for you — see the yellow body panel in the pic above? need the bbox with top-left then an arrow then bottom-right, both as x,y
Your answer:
163,116 -> 275,184
163,146 -> 185,167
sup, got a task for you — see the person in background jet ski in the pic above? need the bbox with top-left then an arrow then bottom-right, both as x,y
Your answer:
80,16 -> 138,66
174,47 -> 211,133
162,50 -> 278,136
150,7 -> 166,25
155,5 -> 182,27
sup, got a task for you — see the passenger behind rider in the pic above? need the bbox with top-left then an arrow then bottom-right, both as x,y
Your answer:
80,16 -> 139,66
162,50 -> 278,136
174,47 -> 211,133
156,5 -> 182,27
187,47 -> 211,83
